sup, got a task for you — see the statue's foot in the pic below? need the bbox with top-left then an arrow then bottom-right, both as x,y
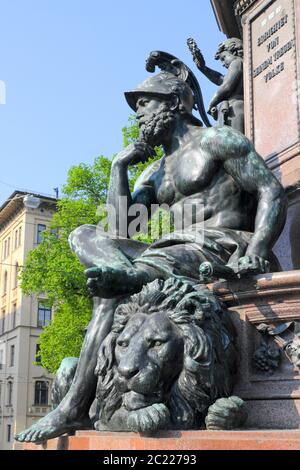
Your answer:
15,408 -> 92,444
85,266 -> 151,298
205,396 -> 248,430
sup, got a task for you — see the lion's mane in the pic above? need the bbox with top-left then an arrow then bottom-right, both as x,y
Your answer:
95,278 -> 237,430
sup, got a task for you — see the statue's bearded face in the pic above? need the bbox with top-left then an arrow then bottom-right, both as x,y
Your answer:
135,95 -> 177,147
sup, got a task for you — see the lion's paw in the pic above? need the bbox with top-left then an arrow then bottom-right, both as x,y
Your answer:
127,403 -> 170,433
205,396 -> 248,430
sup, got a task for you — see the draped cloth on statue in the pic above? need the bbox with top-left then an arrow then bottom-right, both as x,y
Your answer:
69,224 -> 253,282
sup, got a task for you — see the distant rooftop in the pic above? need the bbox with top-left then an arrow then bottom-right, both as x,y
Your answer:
0,190 -> 57,231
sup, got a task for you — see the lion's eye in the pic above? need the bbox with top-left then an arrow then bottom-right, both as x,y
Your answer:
151,340 -> 163,348
117,340 -> 129,348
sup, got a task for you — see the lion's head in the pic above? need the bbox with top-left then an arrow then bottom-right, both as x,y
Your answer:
94,278 -> 237,432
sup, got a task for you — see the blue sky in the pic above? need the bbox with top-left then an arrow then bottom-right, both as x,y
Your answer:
0,0 -> 225,203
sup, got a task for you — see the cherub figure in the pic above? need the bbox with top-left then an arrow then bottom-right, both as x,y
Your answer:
188,37 -> 244,133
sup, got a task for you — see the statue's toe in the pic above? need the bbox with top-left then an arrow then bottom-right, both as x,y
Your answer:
24,429 -> 36,442
14,432 -> 24,442
30,430 -> 44,443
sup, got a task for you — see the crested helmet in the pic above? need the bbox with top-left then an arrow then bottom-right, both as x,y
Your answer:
125,71 -> 201,126
124,50 -> 212,128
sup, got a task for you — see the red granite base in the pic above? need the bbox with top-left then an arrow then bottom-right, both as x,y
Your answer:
22,272 -> 300,452
22,430 -> 300,451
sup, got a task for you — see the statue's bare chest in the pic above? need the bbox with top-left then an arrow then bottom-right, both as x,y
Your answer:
154,152 -> 219,205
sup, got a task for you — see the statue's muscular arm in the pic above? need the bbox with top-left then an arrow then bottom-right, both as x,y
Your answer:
203,127 -> 287,270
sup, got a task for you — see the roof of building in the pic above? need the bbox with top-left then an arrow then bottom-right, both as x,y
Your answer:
0,190 -> 57,231
210,0 -> 242,38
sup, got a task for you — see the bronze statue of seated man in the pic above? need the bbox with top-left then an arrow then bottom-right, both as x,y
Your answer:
15,52 -> 286,443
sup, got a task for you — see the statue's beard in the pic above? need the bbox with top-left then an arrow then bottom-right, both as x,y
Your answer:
139,108 -> 176,147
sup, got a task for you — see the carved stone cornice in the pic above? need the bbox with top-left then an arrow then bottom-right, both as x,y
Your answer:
210,1 -> 242,38
234,0 -> 259,17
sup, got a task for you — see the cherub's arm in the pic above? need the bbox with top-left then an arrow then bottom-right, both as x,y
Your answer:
187,39 -> 224,86
201,66 -> 224,86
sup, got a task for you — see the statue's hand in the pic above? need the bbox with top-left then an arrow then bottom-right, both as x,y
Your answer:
114,142 -> 154,166
187,38 -> 206,71
193,51 -> 206,72
229,255 -> 270,276
85,268 -> 103,297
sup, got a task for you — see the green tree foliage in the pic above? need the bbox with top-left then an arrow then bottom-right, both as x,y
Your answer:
21,161 -> 110,372
21,118 -> 170,372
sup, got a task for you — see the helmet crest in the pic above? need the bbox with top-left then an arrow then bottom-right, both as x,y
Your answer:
124,51 -> 211,128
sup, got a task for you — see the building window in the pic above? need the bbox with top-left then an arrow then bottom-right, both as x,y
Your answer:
10,345 -> 15,367
14,262 -> 19,288
12,303 -> 17,329
0,350 -> 3,370
14,230 -> 18,250
50,228 -> 59,237
1,309 -> 5,334
14,228 -> 22,250
18,226 -> 22,247
35,344 -> 41,364
7,424 -> 11,442
3,270 -> 8,294
37,302 -> 52,327
34,381 -> 48,405
3,237 -> 11,258
7,381 -> 13,405
37,224 -> 46,244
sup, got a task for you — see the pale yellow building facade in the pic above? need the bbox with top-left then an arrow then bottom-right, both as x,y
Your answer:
0,191 -> 57,449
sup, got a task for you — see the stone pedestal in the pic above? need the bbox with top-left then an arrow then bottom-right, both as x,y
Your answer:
22,270 -> 300,452
212,269 -> 300,430
273,184 -> 300,270
22,430 -> 300,451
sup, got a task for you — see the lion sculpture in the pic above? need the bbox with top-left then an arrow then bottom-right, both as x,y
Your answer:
93,278 -> 247,432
